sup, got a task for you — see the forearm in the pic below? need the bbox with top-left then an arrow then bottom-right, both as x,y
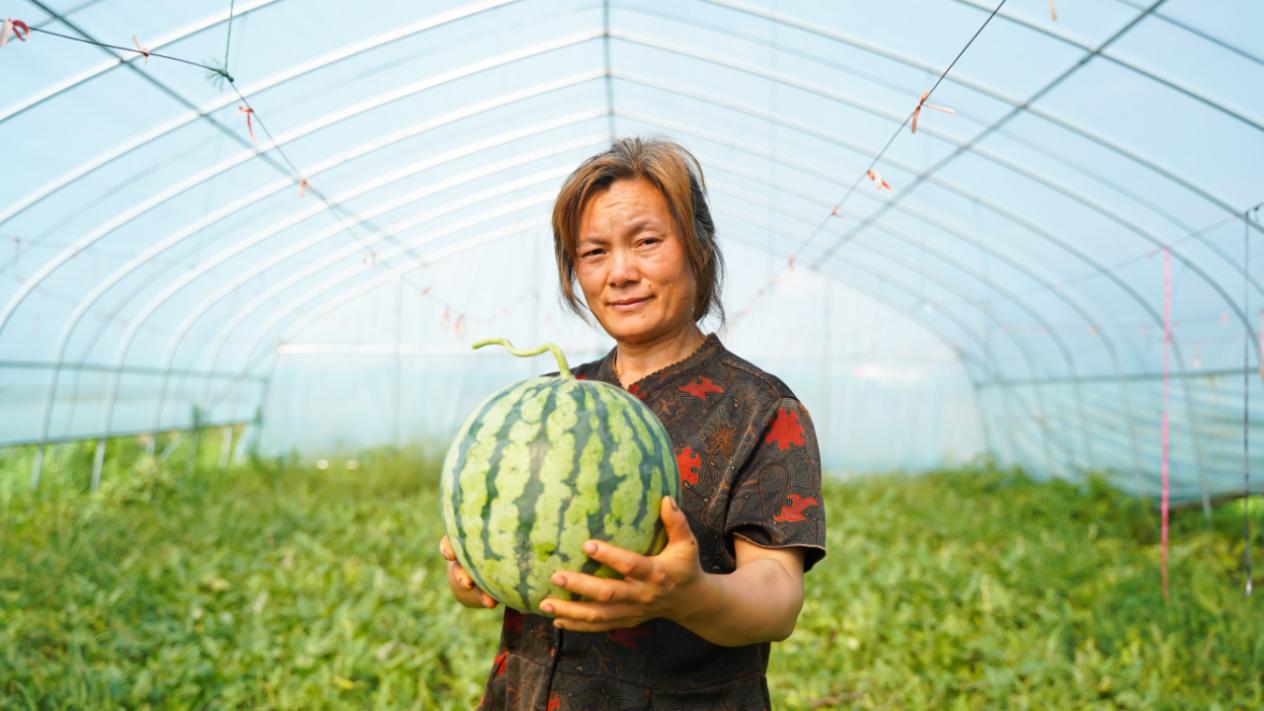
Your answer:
675,558 -> 804,647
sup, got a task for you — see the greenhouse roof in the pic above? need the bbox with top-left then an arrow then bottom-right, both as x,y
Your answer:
0,0 -> 1260,504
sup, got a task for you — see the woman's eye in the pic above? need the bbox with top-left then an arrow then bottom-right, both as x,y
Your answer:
638,237 -> 660,247
582,249 -> 604,258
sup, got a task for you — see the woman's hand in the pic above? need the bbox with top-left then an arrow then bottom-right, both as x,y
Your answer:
440,535 -> 499,609
539,496 -> 706,632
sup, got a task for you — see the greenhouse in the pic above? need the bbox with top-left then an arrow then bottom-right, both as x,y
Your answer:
1,0 -> 1260,708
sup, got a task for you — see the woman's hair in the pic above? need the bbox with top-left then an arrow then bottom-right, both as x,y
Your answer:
551,136 -> 725,325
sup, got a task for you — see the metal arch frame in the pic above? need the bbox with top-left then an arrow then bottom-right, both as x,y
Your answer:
82,146 -> 604,486
62,101 -> 607,378
226,204 -> 1068,474
63,116 -> 605,398
22,52 -> 609,485
150,78 -> 1203,480
798,2 -> 1262,378
592,33 -> 1264,357
614,111 -> 1145,481
614,84 -> 1213,371
72,114 -> 607,418
10,12 -> 1255,375
144,136 -> 603,399
0,29 -> 607,335
7,1 -> 1253,351
202,153 -> 1090,478
705,171 -> 1084,471
0,0 -> 531,231
947,0 -> 1264,133
678,0 -> 1264,282
51,38 -> 1243,387
619,3 -> 1264,303
7,4 -> 1253,333
611,79 -> 1213,496
1,0 -> 283,124
39,49 -> 1137,392
614,76 -> 1219,502
7,4 -> 1233,485
712,199 -> 1068,471
68,131 -> 603,486
241,211 -> 1004,409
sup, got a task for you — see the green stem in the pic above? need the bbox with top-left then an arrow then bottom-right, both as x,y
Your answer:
472,338 -> 573,379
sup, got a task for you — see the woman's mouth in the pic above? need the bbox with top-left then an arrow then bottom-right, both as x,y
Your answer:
609,296 -> 652,313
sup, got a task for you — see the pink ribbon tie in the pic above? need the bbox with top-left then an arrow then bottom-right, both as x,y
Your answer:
238,105 -> 255,142
132,35 -> 149,63
1,18 -> 30,47
867,169 -> 893,192
911,90 -> 955,134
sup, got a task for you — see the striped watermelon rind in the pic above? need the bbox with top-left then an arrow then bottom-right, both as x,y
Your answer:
440,340 -> 679,613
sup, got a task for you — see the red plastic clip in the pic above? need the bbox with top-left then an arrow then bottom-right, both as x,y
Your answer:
132,35 -> 149,63
238,105 -> 255,142
830,204 -> 843,217
1,18 -> 29,47
911,90 -> 955,134
298,178 -> 309,198
1048,0 -> 1058,21
866,169 -> 892,192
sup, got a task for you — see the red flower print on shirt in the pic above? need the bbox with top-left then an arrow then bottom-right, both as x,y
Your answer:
547,692 -> 562,711
773,494 -> 819,523
679,376 -> 723,400
765,407 -> 805,450
675,446 -> 701,486
491,648 -> 509,676
628,383 -> 646,400
607,625 -> 651,649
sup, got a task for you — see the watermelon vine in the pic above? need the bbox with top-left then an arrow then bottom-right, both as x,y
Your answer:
472,338 -> 573,379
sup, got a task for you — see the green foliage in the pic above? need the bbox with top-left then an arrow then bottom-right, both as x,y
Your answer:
1,446 -> 1260,709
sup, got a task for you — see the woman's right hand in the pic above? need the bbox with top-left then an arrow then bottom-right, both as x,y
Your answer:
440,535 -> 499,609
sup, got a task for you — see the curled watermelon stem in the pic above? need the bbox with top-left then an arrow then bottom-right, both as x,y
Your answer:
472,338 -> 573,379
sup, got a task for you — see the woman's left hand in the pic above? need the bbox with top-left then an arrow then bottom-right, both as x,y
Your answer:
540,496 -> 706,632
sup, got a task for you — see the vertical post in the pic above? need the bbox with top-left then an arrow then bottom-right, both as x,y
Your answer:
218,426 -> 233,468
601,0 -> 615,142
90,438 -> 106,490
188,404 -> 204,477
30,444 -> 44,489
1245,208 -> 1255,597
1161,248 -> 1171,603
393,276 -> 403,450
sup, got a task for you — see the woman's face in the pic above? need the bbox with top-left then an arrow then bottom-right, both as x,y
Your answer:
575,178 -> 698,346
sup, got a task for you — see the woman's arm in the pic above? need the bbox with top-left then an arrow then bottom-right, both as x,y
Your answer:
539,497 -> 806,647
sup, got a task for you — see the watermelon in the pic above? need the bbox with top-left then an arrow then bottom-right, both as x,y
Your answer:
440,338 -> 680,613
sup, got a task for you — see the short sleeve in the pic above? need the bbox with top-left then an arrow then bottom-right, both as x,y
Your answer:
724,397 -> 826,573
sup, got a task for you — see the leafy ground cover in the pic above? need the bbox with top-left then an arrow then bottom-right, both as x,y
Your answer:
1,438 -> 1260,709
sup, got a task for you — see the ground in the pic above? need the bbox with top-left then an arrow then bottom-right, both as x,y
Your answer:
1,439 -> 1260,709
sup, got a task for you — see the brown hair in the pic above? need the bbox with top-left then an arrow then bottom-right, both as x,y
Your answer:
551,136 -> 725,325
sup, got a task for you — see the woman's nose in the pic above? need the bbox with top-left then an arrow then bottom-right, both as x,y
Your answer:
607,248 -> 640,285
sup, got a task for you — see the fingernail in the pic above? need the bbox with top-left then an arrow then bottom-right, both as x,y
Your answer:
668,496 -> 678,511
552,574 -> 567,586
540,602 -> 554,614
553,620 -> 564,629
462,578 -> 473,590
584,542 -> 597,555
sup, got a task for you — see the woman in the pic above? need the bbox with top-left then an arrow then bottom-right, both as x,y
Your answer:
440,136 -> 826,709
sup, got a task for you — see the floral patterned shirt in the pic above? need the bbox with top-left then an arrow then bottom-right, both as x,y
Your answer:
477,334 -> 826,710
